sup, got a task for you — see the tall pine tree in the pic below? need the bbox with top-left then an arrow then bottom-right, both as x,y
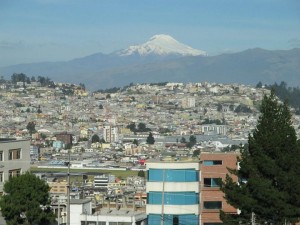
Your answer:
221,91 -> 300,225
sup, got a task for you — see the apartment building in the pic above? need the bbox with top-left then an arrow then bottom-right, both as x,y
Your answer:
0,138 -> 31,194
103,125 -> 119,143
55,132 -> 73,146
94,174 -> 116,189
182,97 -> 196,108
146,159 -> 200,225
200,152 -> 239,225
201,124 -> 227,136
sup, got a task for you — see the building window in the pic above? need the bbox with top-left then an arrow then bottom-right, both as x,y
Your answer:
204,178 -> 222,187
97,223 -> 106,225
203,160 -> 222,166
173,215 -> 179,225
8,148 -> 21,160
148,214 -> 199,225
8,169 -> 21,179
148,169 -> 199,182
0,151 -> 3,161
148,192 -> 199,205
203,201 -> 222,209
0,172 -> 3,182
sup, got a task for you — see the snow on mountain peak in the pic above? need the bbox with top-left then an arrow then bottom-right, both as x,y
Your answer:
118,34 -> 207,57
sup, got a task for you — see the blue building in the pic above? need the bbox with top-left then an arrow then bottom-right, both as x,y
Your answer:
146,159 -> 200,225
52,140 -> 64,151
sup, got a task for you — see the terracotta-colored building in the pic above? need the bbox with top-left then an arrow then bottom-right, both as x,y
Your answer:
55,132 -> 73,146
200,152 -> 239,225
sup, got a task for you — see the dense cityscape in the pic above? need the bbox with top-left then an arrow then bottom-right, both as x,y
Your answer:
1,77 -> 300,225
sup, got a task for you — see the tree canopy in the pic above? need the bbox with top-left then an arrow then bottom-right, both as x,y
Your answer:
126,122 -> 151,133
26,121 -> 36,135
146,132 -> 155,145
91,134 -> 100,143
221,91 -> 300,224
0,172 -> 55,225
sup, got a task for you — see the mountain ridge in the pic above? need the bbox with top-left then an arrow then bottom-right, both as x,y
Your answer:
0,35 -> 299,90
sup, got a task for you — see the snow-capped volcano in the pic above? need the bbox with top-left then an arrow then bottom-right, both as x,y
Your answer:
118,34 -> 207,57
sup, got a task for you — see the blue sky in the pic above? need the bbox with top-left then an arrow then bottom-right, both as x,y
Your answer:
0,0 -> 299,67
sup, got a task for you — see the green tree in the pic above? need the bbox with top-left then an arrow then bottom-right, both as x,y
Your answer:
180,137 -> 186,143
192,149 -> 200,157
146,132 -> 155,145
137,122 -> 151,132
137,122 -> 146,131
91,134 -> 100,143
37,105 -> 42,114
79,82 -> 85,90
220,91 -> 300,224
256,81 -> 263,88
138,170 -> 145,178
127,122 -> 137,132
0,172 -> 55,225
133,139 -> 139,146
189,135 -> 197,146
26,121 -> 36,135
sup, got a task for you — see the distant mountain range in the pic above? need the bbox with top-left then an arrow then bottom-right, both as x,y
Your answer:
0,34 -> 299,90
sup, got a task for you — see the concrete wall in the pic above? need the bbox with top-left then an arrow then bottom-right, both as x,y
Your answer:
0,139 -> 31,193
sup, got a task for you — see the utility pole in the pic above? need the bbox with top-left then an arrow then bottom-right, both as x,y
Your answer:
58,199 -> 60,225
251,212 -> 256,225
67,151 -> 71,225
161,169 -> 165,225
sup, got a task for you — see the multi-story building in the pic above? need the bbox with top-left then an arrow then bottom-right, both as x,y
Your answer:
201,124 -> 227,136
55,132 -> 73,146
200,152 -> 239,225
182,97 -> 196,108
146,159 -> 200,225
30,145 -> 39,160
103,125 -> 119,143
94,174 -> 115,189
0,138 -> 31,194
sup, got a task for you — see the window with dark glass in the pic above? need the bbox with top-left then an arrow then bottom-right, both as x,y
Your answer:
0,172 -> 3,182
203,160 -> 222,166
203,201 -> 222,209
204,178 -> 222,187
173,215 -> 179,225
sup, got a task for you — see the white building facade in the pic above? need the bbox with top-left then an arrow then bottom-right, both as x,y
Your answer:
103,125 -> 119,143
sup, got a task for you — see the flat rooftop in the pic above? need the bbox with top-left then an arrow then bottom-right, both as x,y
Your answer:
146,156 -> 199,163
94,208 -> 145,216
